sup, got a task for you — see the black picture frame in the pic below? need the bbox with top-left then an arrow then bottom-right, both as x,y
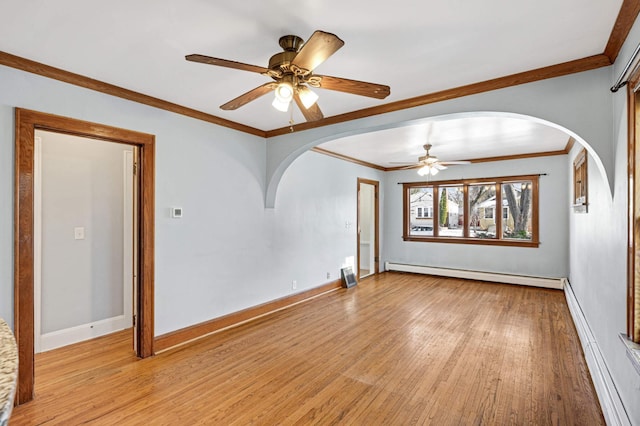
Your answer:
341,266 -> 358,288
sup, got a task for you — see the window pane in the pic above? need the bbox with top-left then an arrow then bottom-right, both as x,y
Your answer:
409,187 -> 434,236
439,186 -> 464,237
468,184 -> 497,239
502,181 -> 533,240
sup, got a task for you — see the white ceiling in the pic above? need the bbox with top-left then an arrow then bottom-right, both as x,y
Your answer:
0,0 -> 622,161
318,114 -> 572,168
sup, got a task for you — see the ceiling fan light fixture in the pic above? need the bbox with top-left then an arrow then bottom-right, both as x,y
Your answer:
274,81 -> 294,103
272,96 -> 291,112
298,85 -> 319,109
418,165 -> 438,176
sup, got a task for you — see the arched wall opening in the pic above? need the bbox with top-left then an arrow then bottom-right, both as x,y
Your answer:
266,111 -> 609,208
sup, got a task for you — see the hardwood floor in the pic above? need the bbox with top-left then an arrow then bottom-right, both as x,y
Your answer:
11,272 -> 603,425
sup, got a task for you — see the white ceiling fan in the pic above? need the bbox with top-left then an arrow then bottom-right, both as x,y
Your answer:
392,143 -> 471,175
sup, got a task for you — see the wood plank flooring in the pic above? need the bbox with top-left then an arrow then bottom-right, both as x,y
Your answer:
10,272 -> 604,425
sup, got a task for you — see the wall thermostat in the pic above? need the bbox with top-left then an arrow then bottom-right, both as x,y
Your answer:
171,207 -> 183,218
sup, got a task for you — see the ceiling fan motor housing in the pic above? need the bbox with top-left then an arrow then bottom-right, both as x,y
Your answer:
269,35 -> 304,72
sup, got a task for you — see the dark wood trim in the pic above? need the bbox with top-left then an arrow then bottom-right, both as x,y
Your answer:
496,181 -> 503,239
154,279 -> 343,353
357,178 -> 380,280
312,147 -> 387,171
628,76 -> 640,343
0,51 -> 265,138
1,50 -> 611,140
531,176 -> 540,247
14,108 -> 155,404
604,0 -> 640,63
564,137 -> 576,154
322,147 -> 570,173
627,85 -> 634,342
433,186 -> 441,238
401,236 -> 540,248
572,147 -> 589,213
265,55 -> 612,137
402,174 -> 543,187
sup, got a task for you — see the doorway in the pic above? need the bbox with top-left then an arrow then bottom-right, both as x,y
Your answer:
33,130 -> 136,353
14,108 -> 155,405
357,178 -> 379,279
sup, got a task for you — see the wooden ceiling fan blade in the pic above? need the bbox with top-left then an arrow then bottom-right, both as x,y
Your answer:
314,75 -> 390,99
186,54 -> 270,74
293,93 -> 324,121
391,164 -> 420,170
291,31 -> 344,74
220,82 -> 277,110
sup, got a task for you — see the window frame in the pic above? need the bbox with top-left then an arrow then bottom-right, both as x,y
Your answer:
627,73 -> 640,343
403,174 -> 540,247
573,147 -> 588,213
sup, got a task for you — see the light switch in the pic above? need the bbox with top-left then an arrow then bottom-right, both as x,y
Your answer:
74,227 -> 85,240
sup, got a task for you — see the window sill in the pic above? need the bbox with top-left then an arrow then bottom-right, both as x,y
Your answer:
619,333 -> 640,376
402,236 -> 540,248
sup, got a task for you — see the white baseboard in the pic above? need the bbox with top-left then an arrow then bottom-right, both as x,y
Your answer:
564,282 -> 630,426
40,315 -> 127,353
385,262 -> 564,289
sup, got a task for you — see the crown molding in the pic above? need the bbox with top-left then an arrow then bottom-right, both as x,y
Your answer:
604,0 -> 640,63
265,54 -> 611,137
0,51 -> 266,138
0,0 -> 636,139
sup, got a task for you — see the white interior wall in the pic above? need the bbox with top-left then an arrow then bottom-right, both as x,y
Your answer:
565,16 -> 640,423
39,130 -> 131,333
383,154 -> 569,278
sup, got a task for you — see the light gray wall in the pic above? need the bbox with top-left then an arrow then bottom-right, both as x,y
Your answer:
0,63 -> 385,335
39,130 -> 131,333
383,155 -> 568,278
566,16 -> 640,423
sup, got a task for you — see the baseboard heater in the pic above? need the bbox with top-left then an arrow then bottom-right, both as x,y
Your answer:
385,262 -> 565,290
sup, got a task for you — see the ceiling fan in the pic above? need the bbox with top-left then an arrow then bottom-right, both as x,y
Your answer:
392,143 -> 471,176
185,30 -> 390,122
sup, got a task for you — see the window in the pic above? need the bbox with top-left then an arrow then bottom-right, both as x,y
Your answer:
502,182 -> 534,241
403,174 -> 539,247
408,187 -> 434,236
469,184 -> 496,239
416,207 -> 433,218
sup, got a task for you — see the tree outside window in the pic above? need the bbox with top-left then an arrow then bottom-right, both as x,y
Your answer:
502,181 -> 533,240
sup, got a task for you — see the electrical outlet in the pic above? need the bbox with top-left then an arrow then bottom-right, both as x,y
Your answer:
327,272 -> 331,279
292,280 -> 297,290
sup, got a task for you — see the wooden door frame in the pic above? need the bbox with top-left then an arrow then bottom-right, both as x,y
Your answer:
357,178 -> 380,279
14,108 -> 155,405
